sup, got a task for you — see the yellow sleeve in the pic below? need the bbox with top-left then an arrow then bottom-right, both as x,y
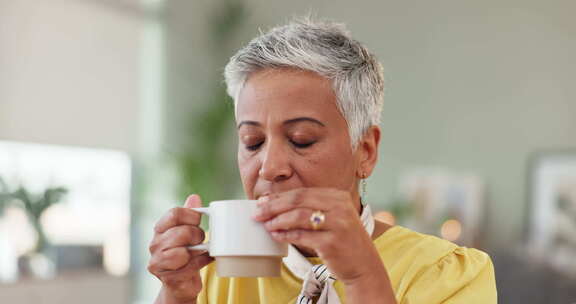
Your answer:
196,263 -> 261,304
196,266 -> 209,304
197,264 -> 233,304
400,247 -> 497,304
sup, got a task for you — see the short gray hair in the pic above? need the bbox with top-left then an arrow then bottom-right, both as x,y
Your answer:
224,18 -> 385,149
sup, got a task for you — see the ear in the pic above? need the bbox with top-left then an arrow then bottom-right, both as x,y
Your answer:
356,125 -> 381,178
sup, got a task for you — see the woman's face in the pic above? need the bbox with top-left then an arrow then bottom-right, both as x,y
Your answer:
236,69 -> 365,201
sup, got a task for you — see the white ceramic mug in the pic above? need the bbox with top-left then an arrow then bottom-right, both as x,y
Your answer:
188,200 -> 288,277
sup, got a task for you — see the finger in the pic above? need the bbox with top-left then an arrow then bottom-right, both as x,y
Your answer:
159,225 -> 205,250
184,194 -> 202,209
254,188 -> 329,221
270,229 -> 333,252
264,208 -> 324,231
164,252 -> 214,275
149,249 -> 213,276
149,247 -> 191,272
154,207 -> 202,233
189,252 -> 214,270
152,252 -> 213,299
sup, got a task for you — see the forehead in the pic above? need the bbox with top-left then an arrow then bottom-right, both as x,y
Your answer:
236,69 -> 344,124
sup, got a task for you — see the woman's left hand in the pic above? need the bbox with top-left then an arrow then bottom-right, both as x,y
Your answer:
252,187 -> 384,286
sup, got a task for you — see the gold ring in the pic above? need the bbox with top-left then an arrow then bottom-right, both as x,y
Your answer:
310,211 -> 325,230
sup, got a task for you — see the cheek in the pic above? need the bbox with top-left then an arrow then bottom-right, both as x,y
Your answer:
298,149 -> 356,189
237,152 -> 260,196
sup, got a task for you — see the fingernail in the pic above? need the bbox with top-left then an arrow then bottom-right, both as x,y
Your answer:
257,195 -> 270,205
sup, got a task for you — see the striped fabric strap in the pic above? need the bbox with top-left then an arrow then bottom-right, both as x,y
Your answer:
295,264 -> 335,304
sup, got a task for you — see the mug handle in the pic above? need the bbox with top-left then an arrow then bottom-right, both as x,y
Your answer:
187,207 -> 210,251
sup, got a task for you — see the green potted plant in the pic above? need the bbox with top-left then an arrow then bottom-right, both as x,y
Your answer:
0,176 -> 67,279
0,177 -> 10,216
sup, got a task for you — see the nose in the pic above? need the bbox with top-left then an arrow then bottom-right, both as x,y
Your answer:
259,138 -> 293,182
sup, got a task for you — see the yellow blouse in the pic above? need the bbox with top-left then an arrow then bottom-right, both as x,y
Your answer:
197,225 -> 497,303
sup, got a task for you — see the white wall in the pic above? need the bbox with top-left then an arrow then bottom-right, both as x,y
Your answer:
0,0 -> 142,152
0,1 -> 149,303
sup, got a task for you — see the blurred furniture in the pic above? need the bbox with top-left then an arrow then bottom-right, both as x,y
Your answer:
53,245 -> 103,271
0,270 -> 129,304
493,251 -> 576,303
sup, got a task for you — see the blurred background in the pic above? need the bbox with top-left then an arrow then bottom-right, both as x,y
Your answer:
0,0 -> 575,303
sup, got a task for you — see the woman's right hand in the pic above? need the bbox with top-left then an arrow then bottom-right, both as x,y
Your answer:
148,194 -> 214,304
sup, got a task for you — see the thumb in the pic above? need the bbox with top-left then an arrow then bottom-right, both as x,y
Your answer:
184,194 -> 202,209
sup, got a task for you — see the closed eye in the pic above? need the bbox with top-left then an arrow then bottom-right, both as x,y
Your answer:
290,140 -> 315,149
246,142 -> 264,151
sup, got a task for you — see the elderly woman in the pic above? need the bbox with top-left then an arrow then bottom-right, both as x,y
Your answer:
148,19 -> 497,304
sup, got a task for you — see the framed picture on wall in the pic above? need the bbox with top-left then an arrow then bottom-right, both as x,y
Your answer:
528,151 -> 576,276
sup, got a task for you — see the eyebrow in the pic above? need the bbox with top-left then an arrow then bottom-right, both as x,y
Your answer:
237,117 -> 325,129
